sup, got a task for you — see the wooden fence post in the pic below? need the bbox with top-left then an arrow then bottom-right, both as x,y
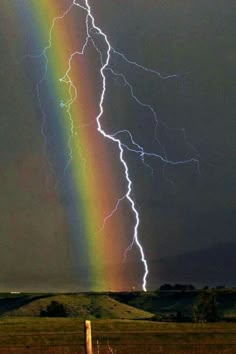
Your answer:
84,320 -> 93,354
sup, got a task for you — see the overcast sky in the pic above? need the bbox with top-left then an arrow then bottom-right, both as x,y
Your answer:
0,0 -> 235,290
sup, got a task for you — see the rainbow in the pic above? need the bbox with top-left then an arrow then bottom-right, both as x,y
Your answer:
12,0 -> 136,291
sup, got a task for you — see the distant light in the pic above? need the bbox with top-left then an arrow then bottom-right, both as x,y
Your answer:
10,292 -> 21,294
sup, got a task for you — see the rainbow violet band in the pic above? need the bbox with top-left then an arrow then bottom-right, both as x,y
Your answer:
12,0 -> 133,290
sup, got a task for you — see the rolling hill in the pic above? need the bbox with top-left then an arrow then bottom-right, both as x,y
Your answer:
3,294 -> 154,320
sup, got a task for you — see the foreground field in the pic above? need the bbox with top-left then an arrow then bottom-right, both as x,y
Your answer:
0,318 -> 235,353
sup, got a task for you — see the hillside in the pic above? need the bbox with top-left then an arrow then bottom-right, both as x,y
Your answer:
0,289 -> 236,321
112,291 -> 197,320
3,294 -> 153,320
112,289 -> 236,321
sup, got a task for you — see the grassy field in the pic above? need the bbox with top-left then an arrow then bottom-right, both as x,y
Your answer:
1,289 -> 236,321
2,294 -> 153,320
112,289 -> 236,321
0,291 -> 235,352
0,318 -> 235,353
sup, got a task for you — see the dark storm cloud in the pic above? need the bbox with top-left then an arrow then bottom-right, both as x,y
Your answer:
91,0 -> 236,286
0,0 -> 235,289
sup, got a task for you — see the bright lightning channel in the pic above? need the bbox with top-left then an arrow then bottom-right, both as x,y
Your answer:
73,0 -> 150,291
59,34 -> 90,176
33,0 -> 200,291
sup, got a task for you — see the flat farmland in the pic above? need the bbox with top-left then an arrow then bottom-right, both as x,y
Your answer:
0,318 -> 235,353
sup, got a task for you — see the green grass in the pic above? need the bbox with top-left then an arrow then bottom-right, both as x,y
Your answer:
1,289 -> 236,320
0,291 -> 235,352
3,294 -> 153,320
112,289 -> 236,320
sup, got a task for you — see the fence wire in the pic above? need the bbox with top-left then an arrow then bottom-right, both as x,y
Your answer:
0,332 -> 235,354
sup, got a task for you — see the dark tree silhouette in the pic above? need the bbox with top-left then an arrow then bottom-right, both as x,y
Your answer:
192,291 -> 218,322
40,300 -> 68,317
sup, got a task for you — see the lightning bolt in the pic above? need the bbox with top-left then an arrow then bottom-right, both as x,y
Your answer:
30,0 -> 200,291
72,0 -> 151,291
59,34 -> 90,177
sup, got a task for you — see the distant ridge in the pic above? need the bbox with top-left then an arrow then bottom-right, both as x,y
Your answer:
151,241 -> 236,288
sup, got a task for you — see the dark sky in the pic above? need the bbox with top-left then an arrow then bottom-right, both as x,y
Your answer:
92,0 -> 236,255
0,0 -> 235,290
